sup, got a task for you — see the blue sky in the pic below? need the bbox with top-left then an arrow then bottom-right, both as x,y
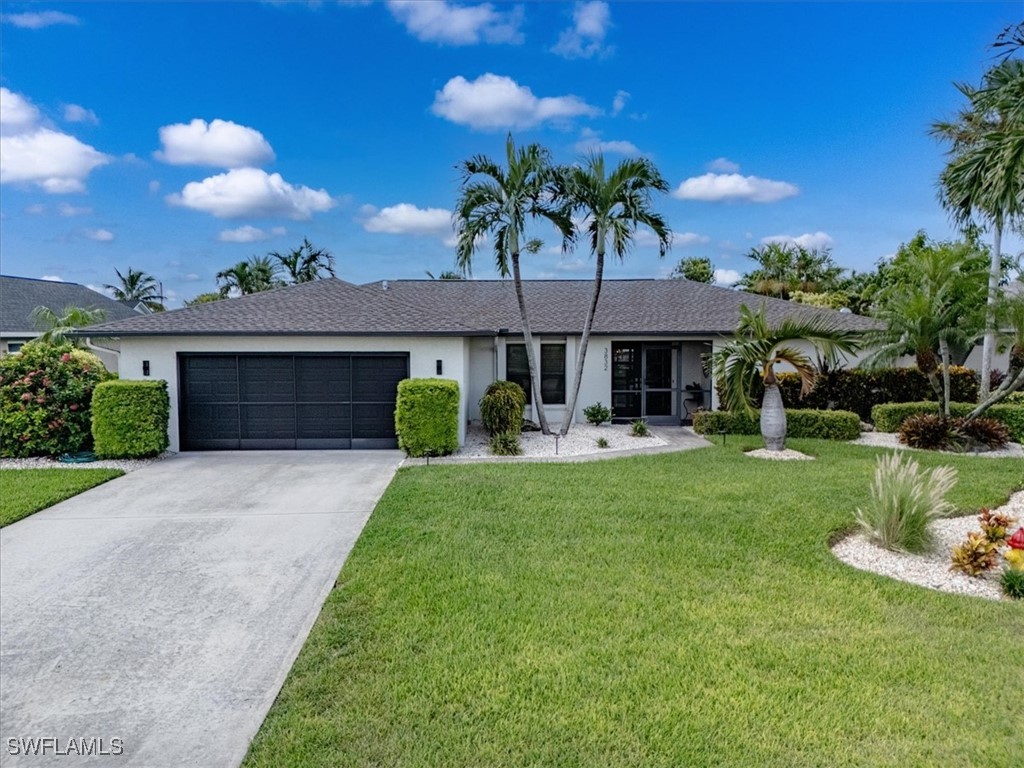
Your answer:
0,1 -> 1019,306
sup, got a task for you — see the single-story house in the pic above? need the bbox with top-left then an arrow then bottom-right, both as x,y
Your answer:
76,277 -> 877,452
0,275 -> 145,371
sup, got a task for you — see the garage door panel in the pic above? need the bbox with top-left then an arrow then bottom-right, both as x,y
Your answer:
296,356 -> 350,402
352,403 -> 397,439
184,357 -> 238,403
296,403 -> 350,439
352,356 -> 406,402
182,403 -> 240,450
240,357 -> 295,402
241,404 -> 296,440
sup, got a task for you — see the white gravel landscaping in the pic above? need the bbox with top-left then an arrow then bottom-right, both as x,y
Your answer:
745,448 -> 814,461
0,452 -> 174,474
833,491 -> 1024,601
456,422 -> 667,459
850,431 -> 1024,458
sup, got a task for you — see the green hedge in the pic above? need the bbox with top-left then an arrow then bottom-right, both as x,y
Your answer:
871,401 -> 1024,441
0,343 -> 112,457
692,408 -> 861,440
91,380 -> 170,458
395,378 -> 460,457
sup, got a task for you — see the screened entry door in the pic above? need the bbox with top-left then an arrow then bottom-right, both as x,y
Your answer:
611,343 -> 676,422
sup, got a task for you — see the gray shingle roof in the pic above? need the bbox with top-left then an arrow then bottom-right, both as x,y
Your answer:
74,277 -> 878,337
1,275 -> 143,334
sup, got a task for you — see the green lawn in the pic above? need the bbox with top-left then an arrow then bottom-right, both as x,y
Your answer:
0,468 -> 123,527
245,440 -> 1024,768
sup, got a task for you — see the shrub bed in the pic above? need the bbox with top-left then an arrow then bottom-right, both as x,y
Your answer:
692,408 -> 861,440
872,401 -> 1024,441
0,343 -> 111,458
395,378 -> 460,457
92,380 -> 170,458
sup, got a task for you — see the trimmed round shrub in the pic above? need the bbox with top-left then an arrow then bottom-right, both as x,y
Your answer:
583,402 -> 612,426
395,378 -> 460,458
489,430 -> 522,456
898,414 -> 954,450
479,380 -> 526,436
0,343 -> 111,457
92,380 -> 170,458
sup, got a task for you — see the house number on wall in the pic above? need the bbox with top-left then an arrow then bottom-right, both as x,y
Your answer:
603,346 -> 609,372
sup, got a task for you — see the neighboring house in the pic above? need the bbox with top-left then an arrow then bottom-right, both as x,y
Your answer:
0,275 -> 144,371
76,278 -> 876,452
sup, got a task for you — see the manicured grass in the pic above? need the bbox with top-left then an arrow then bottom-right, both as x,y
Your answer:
245,440 -> 1024,768
0,468 -> 123,527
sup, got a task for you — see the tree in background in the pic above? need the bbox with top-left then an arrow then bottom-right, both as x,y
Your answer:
454,135 -> 574,435
932,55 -> 1024,398
737,243 -> 845,300
216,255 -> 283,297
184,292 -> 224,307
558,152 -> 671,436
104,267 -> 164,311
30,305 -> 107,346
272,238 -> 335,283
668,256 -> 713,283
425,270 -> 466,280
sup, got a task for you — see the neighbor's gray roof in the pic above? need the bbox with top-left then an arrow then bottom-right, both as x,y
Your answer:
1,275 -> 143,334
74,277 -> 878,338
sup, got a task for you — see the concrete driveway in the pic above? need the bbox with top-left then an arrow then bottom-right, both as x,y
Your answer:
0,451 -> 402,767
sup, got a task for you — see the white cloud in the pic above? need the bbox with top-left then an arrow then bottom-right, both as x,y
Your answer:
155,119 -> 275,168
432,73 -> 599,130
635,230 -> 709,248
363,203 -> 452,235
41,274 -> 64,282
386,0 -> 523,45
63,104 -> 99,125
2,11 -> 79,28
167,168 -> 335,220
760,231 -> 835,250
84,228 -> 114,242
555,258 -> 588,273
574,128 -> 640,155
706,157 -> 740,173
551,1 -> 611,59
713,268 -> 742,286
217,224 -> 287,243
0,88 -> 41,131
673,172 -> 798,203
611,90 -> 629,116
25,203 -> 45,214
58,202 -> 92,217
148,180 -> 161,194
183,273 -> 202,282
87,283 -> 113,297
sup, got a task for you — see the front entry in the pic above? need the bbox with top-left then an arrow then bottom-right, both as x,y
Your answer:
610,342 -> 678,424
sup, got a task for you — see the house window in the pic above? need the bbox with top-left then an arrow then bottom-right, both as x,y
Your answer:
506,343 -> 566,405
6,342 -> 23,354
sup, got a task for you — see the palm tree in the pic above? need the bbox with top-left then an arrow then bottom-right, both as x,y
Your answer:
31,305 -> 107,346
104,267 -> 164,311
454,135 -> 574,435
272,238 -> 336,283
711,304 -> 860,451
216,255 -> 283,296
932,59 -> 1024,398
557,153 -> 671,435
738,243 -> 844,300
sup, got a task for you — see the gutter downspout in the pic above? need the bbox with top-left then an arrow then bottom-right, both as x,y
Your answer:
85,337 -> 120,365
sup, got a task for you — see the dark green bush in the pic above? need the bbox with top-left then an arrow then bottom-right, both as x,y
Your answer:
92,380 -> 170,458
395,378 -> 460,458
583,402 -> 612,426
489,430 -> 523,456
872,401 -> 1024,441
479,380 -> 526,436
0,343 -> 112,457
693,408 -> 861,440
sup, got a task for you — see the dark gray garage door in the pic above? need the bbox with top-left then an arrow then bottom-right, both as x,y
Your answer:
178,353 -> 408,450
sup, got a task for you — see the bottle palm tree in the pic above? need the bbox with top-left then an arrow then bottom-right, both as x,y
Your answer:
711,304 -> 860,451
216,255 -> 283,296
30,305 -> 107,346
103,267 -> 164,311
932,59 -> 1024,398
557,153 -> 671,435
272,238 -> 336,283
454,135 -> 574,435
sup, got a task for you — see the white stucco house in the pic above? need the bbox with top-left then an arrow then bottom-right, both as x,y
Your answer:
76,277 -> 877,452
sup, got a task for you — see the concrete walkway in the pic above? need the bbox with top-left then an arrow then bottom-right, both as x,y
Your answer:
0,451 -> 401,767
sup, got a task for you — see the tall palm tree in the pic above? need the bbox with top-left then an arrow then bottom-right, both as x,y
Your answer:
272,238 -> 336,283
216,255 -> 283,297
454,135 -> 574,435
711,304 -> 860,451
557,153 -> 671,435
104,267 -> 164,311
30,305 -> 107,346
932,59 -> 1024,398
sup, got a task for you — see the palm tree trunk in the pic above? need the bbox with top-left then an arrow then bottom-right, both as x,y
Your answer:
760,377 -> 787,451
939,337 -> 951,417
979,222 -> 1001,400
560,247 -> 604,436
511,253 -> 550,435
